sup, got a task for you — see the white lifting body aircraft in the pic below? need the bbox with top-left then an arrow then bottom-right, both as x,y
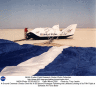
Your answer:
26,24 -> 77,39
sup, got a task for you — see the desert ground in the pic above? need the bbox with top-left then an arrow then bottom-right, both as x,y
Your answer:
0,28 -> 96,76
0,28 -> 96,47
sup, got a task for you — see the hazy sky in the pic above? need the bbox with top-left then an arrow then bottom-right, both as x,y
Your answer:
0,0 -> 95,29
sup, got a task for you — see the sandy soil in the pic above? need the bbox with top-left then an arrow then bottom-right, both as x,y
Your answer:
0,28 -> 96,47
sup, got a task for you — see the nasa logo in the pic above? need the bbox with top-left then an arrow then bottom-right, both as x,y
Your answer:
0,76 -> 6,81
67,29 -> 73,32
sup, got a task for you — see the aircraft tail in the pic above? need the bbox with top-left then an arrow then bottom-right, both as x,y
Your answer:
62,24 -> 77,35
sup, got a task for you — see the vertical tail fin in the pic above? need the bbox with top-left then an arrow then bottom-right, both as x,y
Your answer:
62,24 -> 77,35
52,24 -> 59,30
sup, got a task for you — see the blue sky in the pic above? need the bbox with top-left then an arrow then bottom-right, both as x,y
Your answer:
0,0 -> 95,29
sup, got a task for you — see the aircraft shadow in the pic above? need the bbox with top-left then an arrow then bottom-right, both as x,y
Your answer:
28,37 -> 73,40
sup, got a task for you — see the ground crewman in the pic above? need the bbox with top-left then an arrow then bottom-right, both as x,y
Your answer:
24,28 -> 28,39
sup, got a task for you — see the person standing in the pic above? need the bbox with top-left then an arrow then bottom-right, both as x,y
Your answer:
24,28 -> 28,39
